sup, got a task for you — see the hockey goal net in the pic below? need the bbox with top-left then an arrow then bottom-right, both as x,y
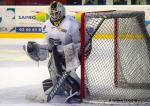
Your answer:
80,10 -> 150,103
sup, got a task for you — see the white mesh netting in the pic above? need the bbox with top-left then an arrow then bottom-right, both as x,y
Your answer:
81,11 -> 150,102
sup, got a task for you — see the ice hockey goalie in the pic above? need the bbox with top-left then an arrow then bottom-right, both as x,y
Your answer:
24,1 -> 81,103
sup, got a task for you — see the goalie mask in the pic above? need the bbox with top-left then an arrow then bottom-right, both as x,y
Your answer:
49,1 -> 65,27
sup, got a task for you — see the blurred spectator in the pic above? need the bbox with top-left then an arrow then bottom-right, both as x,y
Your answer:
131,0 -> 146,5
113,0 -> 127,5
98,0 -> 106,5
68,0 -> 81,5
147,0 -> 150,4
82,0 -> 96,5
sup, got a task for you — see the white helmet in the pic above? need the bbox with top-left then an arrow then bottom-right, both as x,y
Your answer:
49,1 -> 65,26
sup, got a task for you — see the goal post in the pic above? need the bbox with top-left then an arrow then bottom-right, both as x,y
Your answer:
80,12 -> 85,101
80,10 -> 150,103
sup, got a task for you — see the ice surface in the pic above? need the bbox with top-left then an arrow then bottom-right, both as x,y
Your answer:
0,39 -> 150,106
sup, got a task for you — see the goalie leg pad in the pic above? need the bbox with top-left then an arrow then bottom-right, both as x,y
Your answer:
42,79 -> 53,92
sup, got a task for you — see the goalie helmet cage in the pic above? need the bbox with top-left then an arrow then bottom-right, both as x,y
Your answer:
80,10 -> 150,103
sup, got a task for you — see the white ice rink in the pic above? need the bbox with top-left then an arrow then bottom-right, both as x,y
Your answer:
0,39 -> 150,106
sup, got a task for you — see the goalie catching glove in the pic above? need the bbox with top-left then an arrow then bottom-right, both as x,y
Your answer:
27,41 -> 40,61
23,41 -> 49,61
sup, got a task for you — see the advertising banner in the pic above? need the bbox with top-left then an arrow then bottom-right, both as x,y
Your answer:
0,5 -> 150,34
15,6 -> 48,33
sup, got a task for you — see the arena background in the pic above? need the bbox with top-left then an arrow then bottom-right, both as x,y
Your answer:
0,5 -> 150,38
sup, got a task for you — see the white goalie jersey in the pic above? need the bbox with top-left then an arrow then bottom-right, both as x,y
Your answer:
42,15 -> 80,56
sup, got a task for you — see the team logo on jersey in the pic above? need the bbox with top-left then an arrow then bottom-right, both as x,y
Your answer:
57,27 -> 67,33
